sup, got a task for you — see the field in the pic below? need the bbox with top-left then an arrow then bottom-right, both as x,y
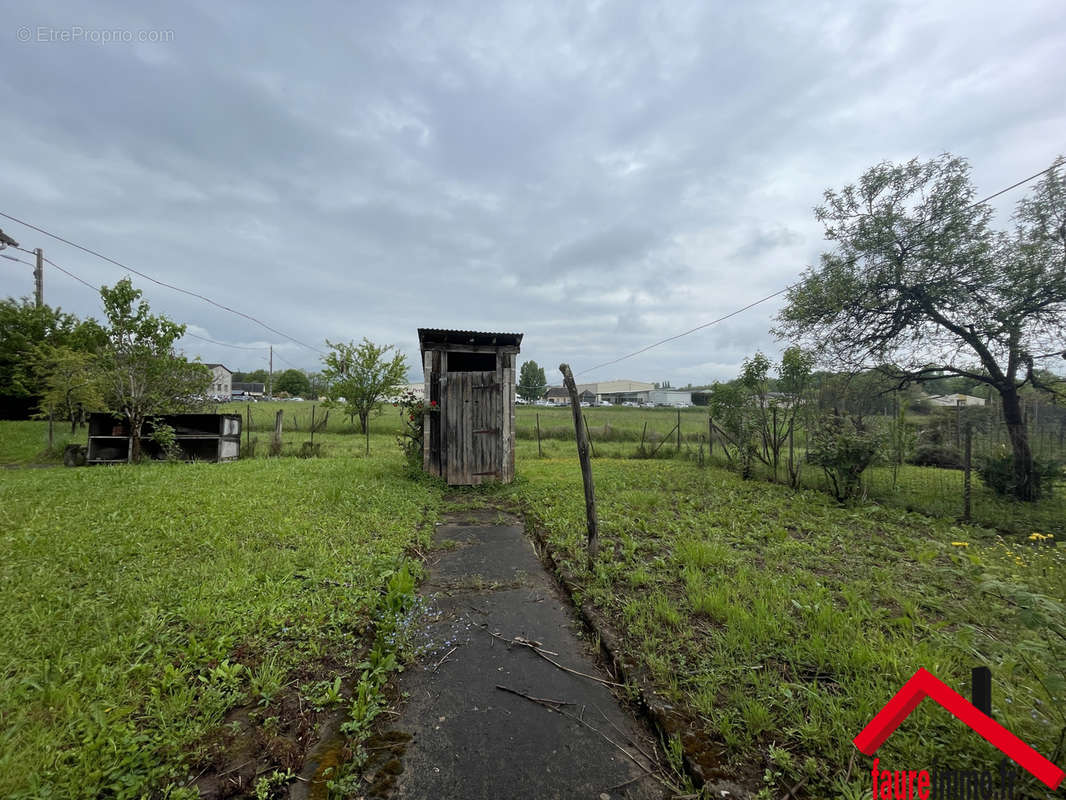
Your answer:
0,450 -> 442,799
489,460 -> 1065,798
1,404 -> 1064,798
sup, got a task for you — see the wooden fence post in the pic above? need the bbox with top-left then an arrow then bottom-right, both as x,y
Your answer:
972,665 -> 991,718
963,422 -> 973,521
708,416 -> 713,456
583,414 -> 596,458
560,363 -> 599,570
536,412 -> 542,458
272,409 -> 283,456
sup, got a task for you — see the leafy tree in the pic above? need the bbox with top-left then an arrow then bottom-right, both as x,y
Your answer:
274,368 -> 310,397
30,344 -> 104,434
517,360 -> 547,402
95,278 -> 211,461
776,154 -> 1066,500
0,298 -> 105,416
321,338 -> 408,436
708,349 -> 813,484
232,368 -> 269,385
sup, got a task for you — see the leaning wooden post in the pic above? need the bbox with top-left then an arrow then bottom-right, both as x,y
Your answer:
560,363 -> 599,570
963,422 -> 973,521
272,409 -> 283,455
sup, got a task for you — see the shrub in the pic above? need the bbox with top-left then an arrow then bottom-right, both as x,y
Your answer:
807,412 -> 880,502
908,443 -> 963,470
147,421 -> 181,461
395,390 -> 436,474
978,452 -> 1059,499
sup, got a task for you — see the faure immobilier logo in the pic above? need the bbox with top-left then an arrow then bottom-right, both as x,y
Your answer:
854,668 -> 1063,798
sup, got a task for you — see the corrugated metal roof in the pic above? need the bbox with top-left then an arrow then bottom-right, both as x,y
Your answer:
418,328 -> 523,348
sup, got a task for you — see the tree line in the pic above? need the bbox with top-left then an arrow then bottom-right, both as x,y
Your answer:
1,278 -> 410,460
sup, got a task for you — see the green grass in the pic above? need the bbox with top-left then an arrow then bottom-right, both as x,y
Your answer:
0,451 -> 442,799
496,457 -> 1065,798
3,410 -> 1064,798
516,404 -> 708,443
0,419 -> 79,466
218,399 -> 412,437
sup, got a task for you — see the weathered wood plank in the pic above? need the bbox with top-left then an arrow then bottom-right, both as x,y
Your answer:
560,363 -> 599,569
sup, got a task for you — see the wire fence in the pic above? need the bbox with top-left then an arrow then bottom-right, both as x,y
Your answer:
514,401 -> 1066,539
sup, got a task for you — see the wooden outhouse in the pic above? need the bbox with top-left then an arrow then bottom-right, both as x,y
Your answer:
419,328 -> 522,485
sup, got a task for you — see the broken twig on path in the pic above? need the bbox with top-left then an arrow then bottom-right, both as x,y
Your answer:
478,624 -> 559,656
494,684 -> 575,707
494,685 -> 680,795
432,646 -> 457,672
478,624 -> 622,686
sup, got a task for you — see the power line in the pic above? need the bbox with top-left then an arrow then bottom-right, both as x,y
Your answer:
272,349 -> 307,370
0,210 -> 325,355
1,253 -> 35,268
14,248 -> 290,356
578,287 -> 791,375
182,332 -> 269,351
578,159 -> 1063,377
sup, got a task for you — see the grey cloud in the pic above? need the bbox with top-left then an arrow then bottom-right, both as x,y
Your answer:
0,0 -> 1061,385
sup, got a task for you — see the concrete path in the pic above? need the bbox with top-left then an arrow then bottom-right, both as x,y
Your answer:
382,509 -> 667,800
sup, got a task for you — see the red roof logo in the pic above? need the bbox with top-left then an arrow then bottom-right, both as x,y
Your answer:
853,668 -> 1063,789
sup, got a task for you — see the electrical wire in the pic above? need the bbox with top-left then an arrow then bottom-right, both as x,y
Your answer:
11,248 -> 289,356
0,211 -> 325,354
577,159 -> 1063,376
181,332 -> 269,351
1,253 -> 35,267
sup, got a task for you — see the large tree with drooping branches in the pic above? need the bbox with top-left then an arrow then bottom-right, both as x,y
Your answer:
776,154 -> 1066,500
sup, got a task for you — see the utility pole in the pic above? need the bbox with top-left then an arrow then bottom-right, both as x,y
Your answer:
268,345 -> 273,398
34,248 -> 44,307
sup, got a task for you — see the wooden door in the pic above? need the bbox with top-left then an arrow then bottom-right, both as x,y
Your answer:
445,371 -> 501,484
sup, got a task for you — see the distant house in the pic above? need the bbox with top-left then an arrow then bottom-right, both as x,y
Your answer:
545,387 -> 595,405
205,364 -> 232,400
928,393 -> 987,407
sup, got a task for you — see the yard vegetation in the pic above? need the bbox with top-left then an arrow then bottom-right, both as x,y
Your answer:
2,397 -> 1063,798
495,458 -> 1064,798
0,451 -> 442,799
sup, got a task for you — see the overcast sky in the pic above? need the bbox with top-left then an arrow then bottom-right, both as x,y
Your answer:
1,1 -> 1063,386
